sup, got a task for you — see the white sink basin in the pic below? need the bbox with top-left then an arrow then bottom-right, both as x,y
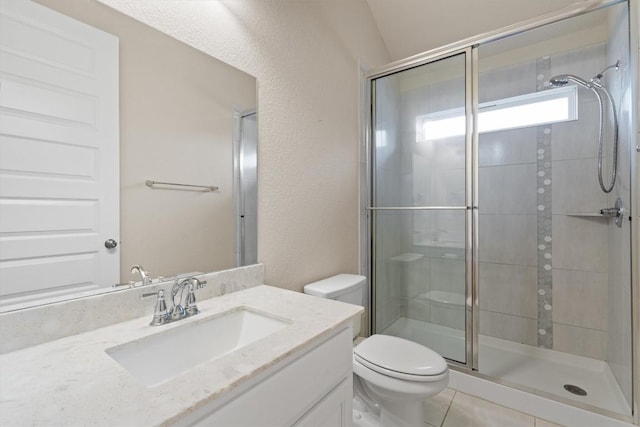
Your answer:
105,307 -> 291,387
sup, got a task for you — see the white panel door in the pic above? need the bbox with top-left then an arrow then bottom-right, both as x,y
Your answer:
0,0 -> 119,306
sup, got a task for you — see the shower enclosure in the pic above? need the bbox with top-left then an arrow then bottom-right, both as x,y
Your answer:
365,0 -> 636,421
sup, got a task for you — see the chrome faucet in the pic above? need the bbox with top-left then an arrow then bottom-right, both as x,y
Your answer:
131,264 -> 152,286
142,277 -> 207,326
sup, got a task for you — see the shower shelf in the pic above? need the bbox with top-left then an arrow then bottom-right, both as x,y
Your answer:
566,212 -> 607,218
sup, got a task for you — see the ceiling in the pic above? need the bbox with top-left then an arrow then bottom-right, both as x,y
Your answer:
365,0 -> 593,61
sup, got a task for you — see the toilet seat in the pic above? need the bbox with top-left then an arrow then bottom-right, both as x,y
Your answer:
354,334 -> 447,382
353,356 -> 449,398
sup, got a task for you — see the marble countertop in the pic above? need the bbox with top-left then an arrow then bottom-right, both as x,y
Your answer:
0,285 -> 362,426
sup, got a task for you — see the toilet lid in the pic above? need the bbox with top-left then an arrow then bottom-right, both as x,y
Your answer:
354,334 -> 447,378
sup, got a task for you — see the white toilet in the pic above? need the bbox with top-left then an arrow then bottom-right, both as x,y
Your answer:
304,274 -> 449,427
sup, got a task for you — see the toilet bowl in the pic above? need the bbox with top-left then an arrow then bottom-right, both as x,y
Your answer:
352,334 -> 449,427
304,274 -> 449,427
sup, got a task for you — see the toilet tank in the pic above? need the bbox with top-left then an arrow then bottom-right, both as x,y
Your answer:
303,274 -> 366,337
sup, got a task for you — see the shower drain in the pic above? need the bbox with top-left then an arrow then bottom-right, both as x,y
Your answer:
563,384 -> 587,396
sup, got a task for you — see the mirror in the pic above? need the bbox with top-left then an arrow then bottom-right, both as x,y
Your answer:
0,0 -> 257,310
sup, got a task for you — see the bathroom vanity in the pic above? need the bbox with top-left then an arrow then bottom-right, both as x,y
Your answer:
0,281 -> 362,426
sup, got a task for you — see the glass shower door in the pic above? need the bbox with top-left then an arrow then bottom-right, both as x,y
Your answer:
474,2 -> 633,416
370,51 -> 471,364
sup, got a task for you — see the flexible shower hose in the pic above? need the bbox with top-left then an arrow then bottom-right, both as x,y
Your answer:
594,84 -> 619,193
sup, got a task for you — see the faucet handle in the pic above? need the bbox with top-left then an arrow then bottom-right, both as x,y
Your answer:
141,290 -> 169,326
184,283 -> 199,316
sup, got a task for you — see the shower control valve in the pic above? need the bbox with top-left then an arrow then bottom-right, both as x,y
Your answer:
600,197 -> 624,228
600,207 -> 620,217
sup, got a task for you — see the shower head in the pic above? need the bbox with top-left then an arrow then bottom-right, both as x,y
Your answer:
549,74 -> 593,89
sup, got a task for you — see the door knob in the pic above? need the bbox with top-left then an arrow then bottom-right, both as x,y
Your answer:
105,239 -> 118,249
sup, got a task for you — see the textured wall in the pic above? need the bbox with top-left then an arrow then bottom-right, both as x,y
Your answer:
98,0 -> 391,291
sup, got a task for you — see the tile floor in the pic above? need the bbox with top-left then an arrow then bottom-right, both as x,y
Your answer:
423,389 -> 566,427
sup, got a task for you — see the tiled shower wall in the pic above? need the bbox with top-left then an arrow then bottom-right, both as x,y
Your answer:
478,43 -> 611,359
549,44 -> 610,359
477,59 -> 540,347
382,42 -> 616,361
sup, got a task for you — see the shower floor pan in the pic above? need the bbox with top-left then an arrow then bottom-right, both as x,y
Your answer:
382,317 -> 630,416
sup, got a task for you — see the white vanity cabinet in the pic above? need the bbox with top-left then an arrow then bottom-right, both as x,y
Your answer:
177,326 -> 354,427
0,285 -> 363,426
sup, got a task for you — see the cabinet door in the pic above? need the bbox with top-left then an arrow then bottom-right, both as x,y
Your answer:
293,378 -> 353,427
186,328 -> 352,426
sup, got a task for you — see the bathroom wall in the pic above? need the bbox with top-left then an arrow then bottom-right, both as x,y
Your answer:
477,58 -> 540,346
97,0 -> 391,292
549,43 -> 609,358
35,0 -> 257,282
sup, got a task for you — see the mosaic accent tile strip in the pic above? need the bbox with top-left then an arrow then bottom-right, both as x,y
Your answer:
536,56 -> 553,349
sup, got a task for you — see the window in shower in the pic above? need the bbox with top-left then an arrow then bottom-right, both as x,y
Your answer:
416,85 -> 578,142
